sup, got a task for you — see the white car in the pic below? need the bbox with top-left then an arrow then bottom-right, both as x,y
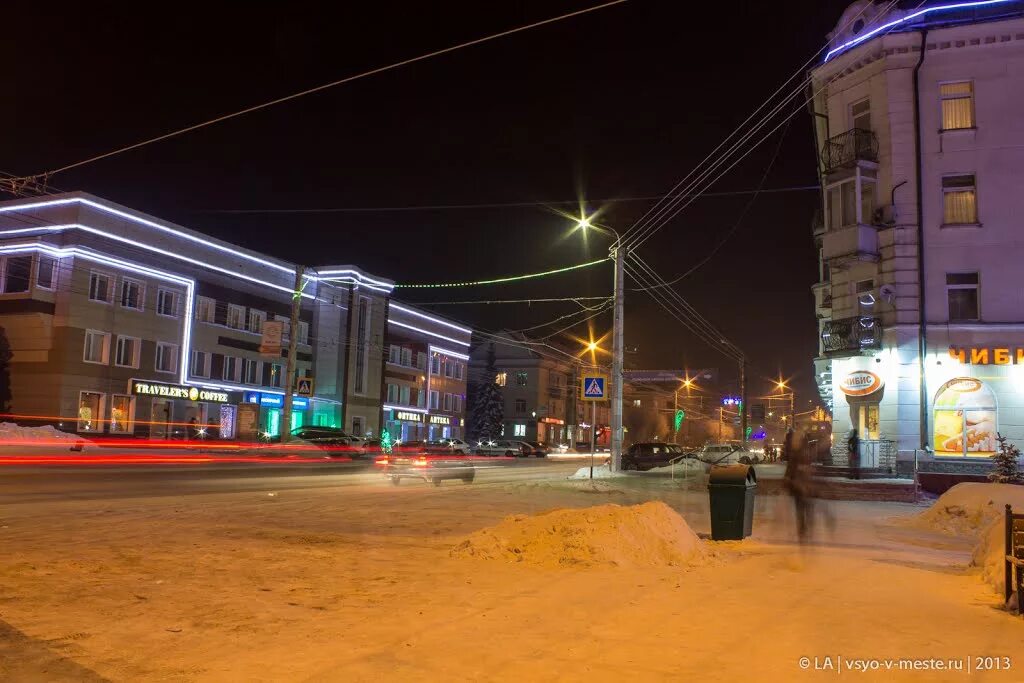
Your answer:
426,438 -> 472,454
698,443 -> 747,466
475,440 -> 529,457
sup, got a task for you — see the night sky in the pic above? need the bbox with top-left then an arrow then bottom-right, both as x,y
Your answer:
4,0 -> 857,405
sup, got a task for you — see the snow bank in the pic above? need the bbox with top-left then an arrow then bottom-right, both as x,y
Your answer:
909,482 -> 1024,537
0,423 -> 84,443
450,501 -> 705,568
569,463 -> 620,479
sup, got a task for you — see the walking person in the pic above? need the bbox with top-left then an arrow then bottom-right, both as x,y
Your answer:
847,429 -> 860,479
784,431 -> 814,544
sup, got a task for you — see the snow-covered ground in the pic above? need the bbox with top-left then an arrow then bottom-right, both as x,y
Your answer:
0,475 -> 1020,681
0,422 -> 87,448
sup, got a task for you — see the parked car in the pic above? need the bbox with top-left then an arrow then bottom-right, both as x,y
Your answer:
287,426 -> 364,456
424,438 -> 472,454
698,443 -> 756,466
622,442 -> 687,471
520,441 -> 550,457
382,451 -> 475,486
476,440 -> 529,457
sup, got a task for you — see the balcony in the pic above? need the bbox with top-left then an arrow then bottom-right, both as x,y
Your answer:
812,282 -> 832,316
811,209 -> 825,238
820,315 -> 882,356
821,223 -> 878,262
820,128 -> 878,175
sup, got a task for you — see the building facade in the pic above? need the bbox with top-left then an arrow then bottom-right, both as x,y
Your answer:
0,192 -> 392,439
382,303 -> 472,442
811,1 -> 1024,474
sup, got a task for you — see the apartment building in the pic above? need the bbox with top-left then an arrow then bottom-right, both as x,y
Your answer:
382,303 -> 471,442
810,0 -> 1024,475
0,192 -> 391,438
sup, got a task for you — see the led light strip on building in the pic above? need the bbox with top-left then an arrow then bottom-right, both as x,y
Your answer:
316,268 -> 395,293
824,0 -> 1018,61
387,319 -> 471,347
383,403 -> 428,414
389,303 -> 472,335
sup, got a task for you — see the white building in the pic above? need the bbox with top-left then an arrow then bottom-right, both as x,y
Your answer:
811,0 -> 1024,476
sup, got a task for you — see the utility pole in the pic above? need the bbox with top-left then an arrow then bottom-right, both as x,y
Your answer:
610,245 -> 625,471
281,265 -> 304,442
739,359 -> 748,447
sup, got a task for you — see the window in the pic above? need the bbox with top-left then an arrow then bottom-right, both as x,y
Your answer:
351,416 -> 365,437
400,386 -> 411,405
242,358 -> 260,384
515,399 -> 527,414
114,336 -> 140,368
429,390 -> 439,410
298,321 -> 310,345
416,352 -> 427,370
157,289 -> 179,317
2,256 -> 31,293
387,384 -> 399,403
78,391 -> 103,432
89,272 -> 112,303
947,272 -> 979,321
227,304 -> 244,330
454,396 -> 462,414
247,309 -> 265,334
401,348 -> 412,367
455,362 -> 464,380
443,393 -> 453,411
110,395 -> 133,434
942,175 -> 978,224
495,372 -> 507,387
515,371 -> 528,387
417,389 -> 426,408
513,424 -> 526,437
855,279 -> 874,294
940,81 -> 974,130
223,356 -> 240,382
633,399 -> 641,408
83,330 -> 110,364
389,345 -> 401,364
276,315 -> 291,341
354,298 -> 369,394
431,355 -> 441,375
36,255 -> 57,290
191,350 -> 210,378
851,98 -> 871,131
155,342 -> 178,374
120,278 -> 144,311
270,363 -> 283,388
444,360 -> 454,378
196,296 -> 215,322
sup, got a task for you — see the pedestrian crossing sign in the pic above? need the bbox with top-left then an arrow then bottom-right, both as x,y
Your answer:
580,374 -> 608,401
295,377 -> 315,397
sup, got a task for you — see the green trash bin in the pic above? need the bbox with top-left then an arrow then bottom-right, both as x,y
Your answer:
708,464 -> 757,540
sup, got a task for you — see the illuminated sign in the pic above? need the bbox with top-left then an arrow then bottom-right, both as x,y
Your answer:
429,414 -> 451,425
949,347 -> 1024,365
540,417 -> 565,425
243,392 -> 308,409
839,371 -> 883,397
395,411 -> 422,422
132,380 -> 230,403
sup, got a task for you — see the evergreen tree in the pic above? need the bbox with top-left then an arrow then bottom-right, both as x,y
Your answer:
0,326 -> 12,414
988,432 -> 1023,484
468,343 -> 504,442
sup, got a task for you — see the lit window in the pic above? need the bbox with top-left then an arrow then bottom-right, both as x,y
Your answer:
36,255 -> 57,290
633,399 -> 641,408
157,289 -> 179,317
940,82 -> 974,130
114,336 -> 140,368
943,175 -> 977,224
946,272 -> 979,321
120,279 -> 144,311
110,395 -> 132,434
83,330 -> 110,364
155,342 -> 178,374
513,424 -> 526,437
495,372 -> 507,387
78,391 -> 102,432
89,272 -> 112,303
515,371 -> 528,387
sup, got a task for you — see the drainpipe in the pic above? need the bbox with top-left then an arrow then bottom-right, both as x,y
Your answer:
913,30 -> 929,450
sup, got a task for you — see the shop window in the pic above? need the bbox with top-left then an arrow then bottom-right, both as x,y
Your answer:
946,272 -> 979,321
854,404 -> 879,440
157,288 -> 179,317
83,330 -> 110,364
155,342 -> 178,374
940,81 -> 974,130
120,278 -> 144,311
115,336 -> 140,368
78,391 -> 103,432
2,256 -> 31,293
227,304 -> 244,330
247,309 -> 265,334
89,272 -> 112,303
110,395 -> 133,433
36,255 -> 57,290
933,377 -> 997,457
942,175 -> 977,224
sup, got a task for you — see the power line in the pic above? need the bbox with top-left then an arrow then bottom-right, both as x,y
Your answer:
412,296 -> 610,305
193,185 -> 819,214
1,0 -> 628,190
394,258 -> 608,288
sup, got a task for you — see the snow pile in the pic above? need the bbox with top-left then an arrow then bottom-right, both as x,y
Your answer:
0,423 -> 84,443
569,463 -> 620,479
450,501 -> 705,568
971,519 -> 1013,598
908,483 -> 1024,537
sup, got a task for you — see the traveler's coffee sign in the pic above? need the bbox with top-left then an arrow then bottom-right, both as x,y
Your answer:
839,370 -> 883,397
131,380 -> 230,403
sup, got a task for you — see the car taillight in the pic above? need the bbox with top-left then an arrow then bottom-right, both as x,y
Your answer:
414,457 -> 428,467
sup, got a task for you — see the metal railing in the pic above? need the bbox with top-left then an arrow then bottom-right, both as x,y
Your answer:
820,315 -> 881,355
821,128 -> 878,175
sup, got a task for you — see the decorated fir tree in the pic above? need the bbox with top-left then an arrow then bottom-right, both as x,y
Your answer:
468,343 -> 505,442
988,433 -> 1023,484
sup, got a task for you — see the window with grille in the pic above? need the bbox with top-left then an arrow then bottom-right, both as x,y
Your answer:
942,175 -> 977,224
940,81 -> 974,130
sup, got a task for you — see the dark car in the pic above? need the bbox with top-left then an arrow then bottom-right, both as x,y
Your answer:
288,426 -> 363,457
622,442 -> 687,471
382,451 -> 475,486
521,441 -> 550,458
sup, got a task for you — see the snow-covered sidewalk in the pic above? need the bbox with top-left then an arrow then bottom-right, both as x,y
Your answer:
0,476 -> 1019,681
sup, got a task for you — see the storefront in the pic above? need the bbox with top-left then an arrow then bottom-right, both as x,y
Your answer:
127,379 -> 238,439
427,413 -> 452,441
383,408 -> 426,442
538,417 -> 565,443
242,391 -> 310,438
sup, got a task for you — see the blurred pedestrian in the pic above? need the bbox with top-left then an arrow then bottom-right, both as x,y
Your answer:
782,427 -> 794,462
785,431 -> 813,543
847,429 -> 860,478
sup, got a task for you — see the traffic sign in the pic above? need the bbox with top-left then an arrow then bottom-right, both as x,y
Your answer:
295,377 -> 315,397
580,374 -> 608,401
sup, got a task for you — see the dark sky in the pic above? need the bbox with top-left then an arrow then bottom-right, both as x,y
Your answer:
4,0 -> 855,405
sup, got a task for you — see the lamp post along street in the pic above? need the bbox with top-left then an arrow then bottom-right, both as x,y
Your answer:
281,265 -> 304,442
739,359 -> 748,448
611,244 -> 624,472
590,401 -> 597,479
